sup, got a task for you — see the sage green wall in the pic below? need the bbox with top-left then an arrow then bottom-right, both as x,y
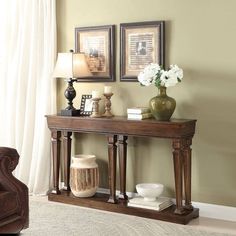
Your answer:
56,0 -> 236,206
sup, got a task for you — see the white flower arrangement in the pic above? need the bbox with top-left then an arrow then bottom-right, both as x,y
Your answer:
138,63 -> 183,88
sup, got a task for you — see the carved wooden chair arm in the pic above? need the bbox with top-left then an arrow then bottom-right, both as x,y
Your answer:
0,147 -> 29,234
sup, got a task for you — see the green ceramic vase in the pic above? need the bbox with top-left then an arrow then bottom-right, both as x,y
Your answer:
149,86 -> 176,121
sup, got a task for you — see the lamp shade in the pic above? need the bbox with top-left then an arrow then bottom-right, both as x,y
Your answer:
53,52 -> 92,78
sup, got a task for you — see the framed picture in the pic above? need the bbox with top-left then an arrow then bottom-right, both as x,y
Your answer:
80,95 -> 93,116
120,21 -> 165,82
75,25 -> 115,82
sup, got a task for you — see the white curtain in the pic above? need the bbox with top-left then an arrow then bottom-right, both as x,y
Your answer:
0,0 -> 57,194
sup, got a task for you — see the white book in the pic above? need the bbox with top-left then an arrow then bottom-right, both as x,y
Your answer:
127,113 -> 152,120
128,197 -> 173,211
127,107 -> 150,114
128,201 -> 173,211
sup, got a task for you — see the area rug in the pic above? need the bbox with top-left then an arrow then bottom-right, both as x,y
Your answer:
21,198 -> 230,236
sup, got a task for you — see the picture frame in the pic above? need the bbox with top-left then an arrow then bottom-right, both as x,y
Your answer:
80,94 -> 93,116
120,21 -> 165,82
75,25 -> 115,82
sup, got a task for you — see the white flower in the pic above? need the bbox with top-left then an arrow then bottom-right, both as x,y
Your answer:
145,63 -> 161,74
138,63 -> 161,87
165,75 -> 178,87
170,64 -> 183,80
138,63 -> 183,88
138,71 -> 153,86
160,70 -> 168,86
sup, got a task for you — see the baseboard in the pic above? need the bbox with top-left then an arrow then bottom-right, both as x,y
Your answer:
192,201 -> 236,222
97,188 -> 236,222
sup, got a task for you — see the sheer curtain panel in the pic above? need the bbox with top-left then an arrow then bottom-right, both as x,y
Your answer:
0,0 -> 57,194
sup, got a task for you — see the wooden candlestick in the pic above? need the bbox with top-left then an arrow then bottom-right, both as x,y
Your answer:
90,98 -> 102,118
102,93 -> 114,117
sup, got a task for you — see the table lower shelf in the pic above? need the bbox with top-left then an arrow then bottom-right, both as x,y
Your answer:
48,190 -> 199,225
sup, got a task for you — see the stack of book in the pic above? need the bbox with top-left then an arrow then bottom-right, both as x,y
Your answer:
127,107 -> 152,120
128,197 -> 173,211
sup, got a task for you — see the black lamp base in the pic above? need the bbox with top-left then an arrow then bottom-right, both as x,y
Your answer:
61,78 -> 80,116
61,109 -> 80,116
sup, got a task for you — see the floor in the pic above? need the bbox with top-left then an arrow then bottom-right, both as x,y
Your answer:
30,196 -> 236,235
189,216 -> 236,235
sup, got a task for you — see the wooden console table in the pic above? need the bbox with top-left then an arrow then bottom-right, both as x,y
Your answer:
46,115 -> 198,224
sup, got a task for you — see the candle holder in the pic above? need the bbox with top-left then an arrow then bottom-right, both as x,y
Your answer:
102,93 -> 114,117
90,98 -> 102,118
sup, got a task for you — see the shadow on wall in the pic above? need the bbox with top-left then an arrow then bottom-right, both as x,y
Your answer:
73,133 -> 109,188
96,158 -> 108,189
128,137 -> 175,197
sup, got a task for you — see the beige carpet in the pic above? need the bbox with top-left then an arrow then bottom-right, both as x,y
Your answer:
21,198 -> 231,236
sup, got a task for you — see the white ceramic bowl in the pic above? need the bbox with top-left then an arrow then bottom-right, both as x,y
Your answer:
136,183 -> 164,202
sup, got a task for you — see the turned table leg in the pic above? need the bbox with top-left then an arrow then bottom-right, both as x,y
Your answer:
51,130 -> 61,194
183,137 -> 193,210
118,135 -> 128,200
172,139 -> 185,214
107,135 -> 118,203
62,131 -> 72,191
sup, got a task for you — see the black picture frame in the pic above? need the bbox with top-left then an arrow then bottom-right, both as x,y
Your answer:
80,94 -> 93,116
75,25 -> 115,82
120,21 -> 165,82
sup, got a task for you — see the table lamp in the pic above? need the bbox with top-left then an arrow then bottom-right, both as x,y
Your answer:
53,51 -> 92,116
